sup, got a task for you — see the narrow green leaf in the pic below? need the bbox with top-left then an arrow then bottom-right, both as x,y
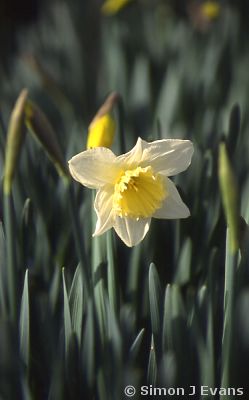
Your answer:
221,228 -> 238,387
171,284 -> 185,319
94,283 -> 108,348
149,263 -> 162,354
205,306 -> 215,387
68,183 -> 91,297
155,65 -> 182,138
97,369 -> 108,400
174,237 -> 192,285
205,248 -> 219,388
19,270 -> 30,368
127,243 -> 142,311
163,284 -> 172,352
163,284 -> 186,353
65,332 -> 81,399
147,336 -> 157,385
92,191 -> 108,347
129,328 -> 145,361
21,378 -> 32,400
107,302 -> 122,367
49,266 -> 61,314
82,300 -> 95,387
218,141 -> 240,253
69,264 -> 84,344
48,360 -> 65,400
62,268 -> 72,358
120,304 -> 136,344
4,193 -> 18,321
0,222 -> 7,316
197,285 -> 207,310
160,352 -> 177,387
129,55 -> 151,117
107,230 -> 118,315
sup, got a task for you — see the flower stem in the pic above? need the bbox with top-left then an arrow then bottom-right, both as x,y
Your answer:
221,227 -> 238,388
4,192 -> 18,322
67,182 -> 91,297
107,230 -> 119,315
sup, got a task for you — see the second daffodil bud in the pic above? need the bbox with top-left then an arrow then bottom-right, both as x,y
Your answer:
4,89 -> 28,195
25,100 -> 69,180
86,92 -> 119,149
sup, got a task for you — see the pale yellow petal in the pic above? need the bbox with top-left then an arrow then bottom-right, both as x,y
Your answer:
140,138 -> 194,176
153,177 -> 190,219
115,137 -> 144,168
93,186 -> 115,236
68,147 -> 119,189
113,216 -> 151,247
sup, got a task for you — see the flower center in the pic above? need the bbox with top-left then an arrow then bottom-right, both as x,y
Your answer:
113,166 -> 166,218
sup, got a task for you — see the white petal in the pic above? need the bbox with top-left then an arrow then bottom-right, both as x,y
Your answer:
93,186 -> 115,236
115,137 -> 144,168
68,147 -> 119,189
140,138 -> 194,176
153,177 -> 190,219
113,216 -> 151,247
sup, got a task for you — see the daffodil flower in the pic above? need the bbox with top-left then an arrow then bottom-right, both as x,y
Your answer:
68,137 -> 193,247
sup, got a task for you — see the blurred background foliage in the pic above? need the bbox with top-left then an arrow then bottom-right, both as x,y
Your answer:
1,0 -> 249,399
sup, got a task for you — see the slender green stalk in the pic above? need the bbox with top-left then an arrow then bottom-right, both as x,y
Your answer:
0,110 -> 6,153
205,249 -> 219,389
67,182 -> 91,297
19,270 -> 30,369
106,230 -> 118,315
149,263 -> 162,357
4,193 -> 18,321
91,191 -> 108,348
0,223 -> 7,317
129,328 -> 145,361
62,268 -> 72,359
147,336 -> 157,385
221,228 -> 238,390
127,243 -> 142,313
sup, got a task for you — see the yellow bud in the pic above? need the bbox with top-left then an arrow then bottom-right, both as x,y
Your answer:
4,89 -> 28,195
102,0 -> 133,15
201,1 -> 221,20
25,100 -> 69,180
87,114 -> 115,149
218,142 -> 239,253
86,92 -> 118,149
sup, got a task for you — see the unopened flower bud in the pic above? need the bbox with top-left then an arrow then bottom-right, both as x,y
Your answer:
4,89 -> 28,194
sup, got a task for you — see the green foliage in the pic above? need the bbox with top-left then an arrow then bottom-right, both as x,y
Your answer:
1,1 -> 249,398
